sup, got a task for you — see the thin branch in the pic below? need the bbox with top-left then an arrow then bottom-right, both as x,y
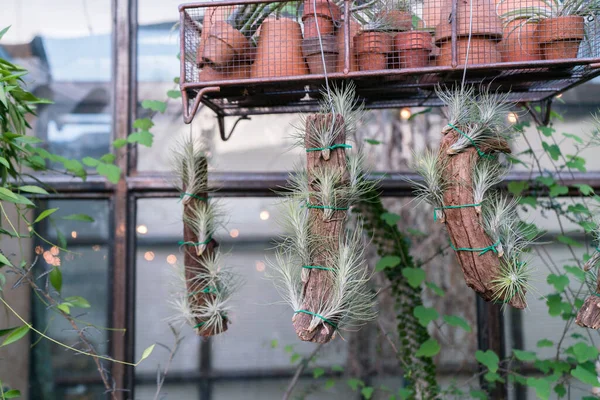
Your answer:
282,343 -> 324,400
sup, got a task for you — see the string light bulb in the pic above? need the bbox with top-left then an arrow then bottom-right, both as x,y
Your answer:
400,108 -> 412,120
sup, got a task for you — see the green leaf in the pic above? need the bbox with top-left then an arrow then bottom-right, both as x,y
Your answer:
526,377 -> 550,400
0,187 -> 18,201
380,212 -> 400,226
415,338 -> 440,358
325,379 -> 335,389
513,349 -> 537,362
18,185 -> 48,195
34,208 -> 58,223
284,344 -> 294,353
554,383 -> 566,398
141,344 -> 155,361
0,156 -> 10,169
397,388 -> 413,400
361,387 -> 374,399
81,157 -> 99,167
407,107 -> 432,121
556,235 -> 582,247
508,181 -> 528,196
571,365 -> 600,386
574,184 -> 594,196
0,26 -> 11,41
1,325 -> 29,346
475,350 -> 499,373
538,126 -> 555,137
469,390 -> 488,400
564,266 -> 586,282
442,315 -> 471,332
0,327 -> 19,337
376,256 -> 401,272
56,229 -> 67,249
64,296 -> 91,308
62,214 -> 94,223
133,118 -> 154,130
167,90 -> 181,99
364,138 -> 381,145
571,342 -> 599,363
347,378 -> 364,391
401,268 -> 426,288
313,367 -> 325,379
100,153 -> 116,164
63,159 -> 86,179
3,389 -> 21,398
96,163 -> 121,184
270,339 -> 278,348
536,176 -> 555,187
113,139 -> 128,149
484,371 -> 504,383
413,306 -> 439,327
546,294 -> 570,317
542,141 -> 561,160
127,131 -> 154,147
549,185 -> 569,197
563,132 -> 583,143
519,196 -> 538,208
331,365 -> 344,372
49,267 -> 62,292
57,303 -> 70,314
537,339 -> 553,348
141,100 -> 167,113
565,155 -> 586,172
290,353 -> 300,363
0,253 -> 13,267
579,221 -> 596,233
547,274 -> 570,292
426,282 -> 445,297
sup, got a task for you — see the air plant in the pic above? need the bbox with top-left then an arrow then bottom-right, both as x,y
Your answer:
489,257 -> 533,307
584,214 -> 600,271
182,201 -> 224,256
472,157 -> 507,211
409,149 -> 448,221
171,137 -> 209,205
498,0 -> 600,24
223,3 -> 286,39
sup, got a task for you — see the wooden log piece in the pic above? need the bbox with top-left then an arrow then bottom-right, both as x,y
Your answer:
293,114 -> 347,343
439,127 -> 526,309
576,263 -> 600,329
182,157 -> 228,336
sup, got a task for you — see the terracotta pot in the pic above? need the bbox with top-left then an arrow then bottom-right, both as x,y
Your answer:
498,21 -> 542,62
435,0 -> 502,42
437,37 -> 502,65
337,17 -> 361,72
202,21 -> 250,67
302,35 -> 338,74
199,61 -> 252,82
196,6 -> 234,67
394,31 -> 433,68
536,16 -> 585,60
378,9 -> 413,31
302,0 -> 342,38
251,18 -> 309,78
423,0 -> 450,28
354,31 -> 392,71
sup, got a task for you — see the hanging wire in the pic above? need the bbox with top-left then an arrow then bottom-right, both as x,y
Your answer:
461,0 -> 475,87
313,0 -> 337,119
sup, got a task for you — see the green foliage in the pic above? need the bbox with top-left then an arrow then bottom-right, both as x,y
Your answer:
475,350 -> 499,373
442,315 -> 471,332
415,338 -> 441,358
375,255 -> 401,271
413,306 -> 438,327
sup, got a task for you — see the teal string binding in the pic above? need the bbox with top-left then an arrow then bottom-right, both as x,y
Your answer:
433,203 -> 481,221
193,322 -> 205,329
179,192 -> 208,202
305,202 -> 349,211
178,236 -> 212,246
294,309 -> 338,329
449,239 -> 500,256
446,124 -> 494,159
306,143 -> 352,153
302,265 -> 333,271
188,287 -> 218,297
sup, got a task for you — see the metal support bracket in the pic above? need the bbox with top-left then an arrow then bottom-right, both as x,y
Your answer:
521,97 -> 554,127
181,86 -> 221,124
217,114 -> 251,142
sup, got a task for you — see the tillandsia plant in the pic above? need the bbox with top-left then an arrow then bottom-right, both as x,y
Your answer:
498,0 -> 600,23
269,83 -> 377,343
411,85 -> 534,309
576,215 -> 600,328
170,137 -> 239,336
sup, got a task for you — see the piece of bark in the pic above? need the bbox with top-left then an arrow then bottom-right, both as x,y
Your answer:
576,260 -> 600,329
439,128 -> 526,309
293,114 -> 347,343
182,157 -> 228,337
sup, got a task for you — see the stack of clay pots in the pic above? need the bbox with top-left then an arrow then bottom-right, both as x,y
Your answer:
302,0 -> 342,74
435,0 -> 503,66
496,0 -> 543,62
536,15 -> 585,60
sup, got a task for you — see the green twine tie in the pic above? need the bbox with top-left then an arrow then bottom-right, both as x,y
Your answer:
193,322 -> 205,329
302,265 -> 333,271
188,286 -> 218,297
306,143 -> 352,153
294,309 -> 338,329
593,293 -> 600,298
178,236 -> 213,246
449,239 -> 500,256
305,202 -> 349,211
433,203 -> 481,221
447,124 -> 494,159
179,193 -> 208,202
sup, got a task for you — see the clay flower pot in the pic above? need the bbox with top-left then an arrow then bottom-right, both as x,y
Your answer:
199,62 -> 252,82
498,21 -> 542,62
303,35 -> 338,74
197,6 -> 234,67
202,21 -> 250,67
251,18 -> 309,78
378,9 -> 413,31
435,0 -> 502,66
536,16 -> 585,60
394,31 -> 433,68
354,31 -> 392,71
302,0 -> 342,38
337,17 -> 361,72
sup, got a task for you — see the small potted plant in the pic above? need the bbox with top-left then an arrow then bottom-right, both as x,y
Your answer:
499,0 -> 595,60
496,0 -> 544,62
353,13 -> 394,71
302,0 -> 342,38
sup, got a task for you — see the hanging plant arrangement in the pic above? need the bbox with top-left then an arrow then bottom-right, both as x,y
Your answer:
411,85 -> 536,309
168,137 -> 240,336
269,83 -> 378,343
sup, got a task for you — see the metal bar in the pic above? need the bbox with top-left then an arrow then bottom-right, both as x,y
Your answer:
451,0 -> 457,68
476,298 -> 507,400
343,0 -> 350,74
112,0 -> 136,397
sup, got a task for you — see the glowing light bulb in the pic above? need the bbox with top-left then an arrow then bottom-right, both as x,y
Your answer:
507,112 -> 518,124
71,231 -> 77,239
136,225 -> 148,235
400,108 -> 412,120
260,211 -> 270,221
166,254 -> 177,265
255,261 -> 266,272
230,229 -> 239,238
144,251 -> 155,261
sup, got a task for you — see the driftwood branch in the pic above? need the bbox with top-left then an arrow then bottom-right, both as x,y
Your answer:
183,157 -> 228,336
292,114 -> 346,343
576,261 -> 600,329
439,128 -> 525,309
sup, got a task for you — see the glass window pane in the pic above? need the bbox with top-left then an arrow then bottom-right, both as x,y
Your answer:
1,1 -> 112,162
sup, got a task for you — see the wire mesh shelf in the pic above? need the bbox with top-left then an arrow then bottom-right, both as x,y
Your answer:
179,0 -> 600,124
